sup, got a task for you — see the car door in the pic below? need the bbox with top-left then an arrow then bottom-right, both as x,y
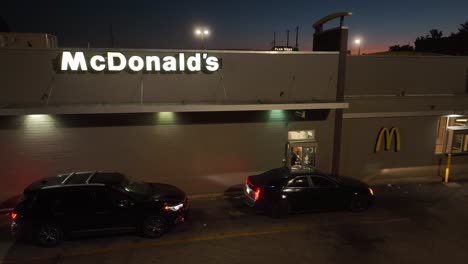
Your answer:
309,175 -> 341,210
50,188 -> 100,232
93,186 -> 137,230
283,176 -> 311,211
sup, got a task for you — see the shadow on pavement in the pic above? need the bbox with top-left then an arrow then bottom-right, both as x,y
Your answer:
223,184 -> 250,211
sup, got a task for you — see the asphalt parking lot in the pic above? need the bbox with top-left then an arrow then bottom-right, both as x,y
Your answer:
1,181 -> 468,264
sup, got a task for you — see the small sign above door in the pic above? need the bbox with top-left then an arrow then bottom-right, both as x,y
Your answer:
288,130 -> 315,141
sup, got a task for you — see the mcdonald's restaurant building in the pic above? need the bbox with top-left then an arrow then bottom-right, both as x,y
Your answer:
0,48 -> 468,203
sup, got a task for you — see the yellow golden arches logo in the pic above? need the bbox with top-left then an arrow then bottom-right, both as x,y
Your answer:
375,127 -> 401,152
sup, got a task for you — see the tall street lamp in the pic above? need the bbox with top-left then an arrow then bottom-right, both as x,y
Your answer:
195,28 -> 210,49
354,38 -> 362,55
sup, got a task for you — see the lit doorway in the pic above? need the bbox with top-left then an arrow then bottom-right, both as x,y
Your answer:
286,130 -> 317,168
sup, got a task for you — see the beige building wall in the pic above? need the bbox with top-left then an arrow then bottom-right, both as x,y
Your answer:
340,55 -> 468,185
0,114 -> 334,203
2,50 -> 468,203
346,55 -> 468,95
0,49 -> 339,106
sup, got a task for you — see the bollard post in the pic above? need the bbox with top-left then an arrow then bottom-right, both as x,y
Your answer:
444,153 -> 452,183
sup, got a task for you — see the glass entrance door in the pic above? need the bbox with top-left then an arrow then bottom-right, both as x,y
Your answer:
288,142 -> 317,167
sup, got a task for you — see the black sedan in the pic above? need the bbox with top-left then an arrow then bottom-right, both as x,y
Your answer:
11,171 -> 189,247
243,166 -> 375,218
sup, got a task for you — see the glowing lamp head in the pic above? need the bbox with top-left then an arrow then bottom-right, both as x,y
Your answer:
355,39 -> 361,45
203,30 -> 209,35
195,29 -> 202,35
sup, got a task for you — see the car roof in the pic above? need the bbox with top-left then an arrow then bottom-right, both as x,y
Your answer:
290,165 -> 323,176
24,171 -> 125,193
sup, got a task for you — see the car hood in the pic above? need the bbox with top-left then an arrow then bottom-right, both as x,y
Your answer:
146,183 -> 186,203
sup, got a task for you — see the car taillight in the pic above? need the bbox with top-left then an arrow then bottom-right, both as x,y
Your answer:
11,212 -> 18,220
254,188 -> 261,201
369,188 -> 374,196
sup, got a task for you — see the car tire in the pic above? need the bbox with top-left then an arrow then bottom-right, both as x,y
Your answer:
34,223 -> 63,247
349,195 -> 369,212
140,216 -> 168,238
271,200 -> 291,219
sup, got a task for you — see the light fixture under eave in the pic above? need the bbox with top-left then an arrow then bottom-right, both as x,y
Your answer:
269,110 -> 286,121
156,112 -> 176,124
26,114 -> 50,120
24,114 -> 55,126
23,114 -> 57,135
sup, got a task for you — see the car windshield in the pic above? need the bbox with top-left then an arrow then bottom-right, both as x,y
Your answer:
120,177 -> 150,197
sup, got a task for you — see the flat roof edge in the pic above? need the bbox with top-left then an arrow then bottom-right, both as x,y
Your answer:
0,48 -> 339,55
0,102 -> 349,116
344,110 -> 468,118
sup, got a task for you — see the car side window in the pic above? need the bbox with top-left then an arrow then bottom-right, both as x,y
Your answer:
55,188 -> 94,212
108,189 -> 131,205
287,176 -> 310,188
95,187 -> 131,208
310,176 -> 336,188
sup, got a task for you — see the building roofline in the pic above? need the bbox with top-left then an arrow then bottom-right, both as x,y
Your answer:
0,102 -> 349,116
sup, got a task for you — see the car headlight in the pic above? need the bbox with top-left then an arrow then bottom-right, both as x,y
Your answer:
163,203 -> 184,211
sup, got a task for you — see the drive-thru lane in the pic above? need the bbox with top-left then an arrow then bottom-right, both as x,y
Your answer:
1,182 -> 468,264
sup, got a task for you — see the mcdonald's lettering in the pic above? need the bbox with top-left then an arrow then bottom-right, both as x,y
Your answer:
375,127 -> 401,152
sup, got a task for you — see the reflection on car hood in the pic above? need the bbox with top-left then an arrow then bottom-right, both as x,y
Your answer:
147,183 -> 186,202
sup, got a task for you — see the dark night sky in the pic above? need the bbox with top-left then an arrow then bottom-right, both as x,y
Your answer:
2,0 -> 468,53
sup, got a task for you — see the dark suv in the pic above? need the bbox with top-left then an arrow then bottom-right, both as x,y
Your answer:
11,171 -> 189,247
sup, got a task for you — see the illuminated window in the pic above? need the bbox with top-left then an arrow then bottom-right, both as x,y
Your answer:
435,115 -> 468,154
434,117 -> 448,154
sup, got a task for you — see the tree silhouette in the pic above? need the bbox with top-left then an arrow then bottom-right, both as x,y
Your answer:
414,22 -> 468,55
429,29 -> 443,39
389,44 -> 414,52
458,22 -> 468,34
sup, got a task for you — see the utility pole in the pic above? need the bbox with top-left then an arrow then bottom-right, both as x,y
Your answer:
294,26 -> 299,50
272,32 -> 276,48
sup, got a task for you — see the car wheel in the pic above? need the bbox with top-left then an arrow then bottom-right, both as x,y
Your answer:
271,200 -> 290,219
141,216 -> 168,238
349,195 -> 369,212
35,223 -> 63,247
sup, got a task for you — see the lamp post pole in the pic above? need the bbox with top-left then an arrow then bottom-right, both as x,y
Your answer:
195,28 -> 210,50
355,38 -> 362,55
